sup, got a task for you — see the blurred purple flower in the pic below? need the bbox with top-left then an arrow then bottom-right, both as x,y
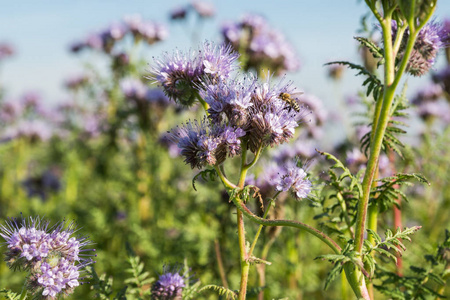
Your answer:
221,13 -> 300,75
22,168 -> 62,201
394,20 -> 450,77
190,0 -> 215,18
433,65 -> 450,98
170,6 -> 188,20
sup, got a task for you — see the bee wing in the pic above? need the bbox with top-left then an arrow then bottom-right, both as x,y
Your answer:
290,91 -> 304,99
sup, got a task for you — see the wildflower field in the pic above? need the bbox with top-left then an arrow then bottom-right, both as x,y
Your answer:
0,1 -> 449,299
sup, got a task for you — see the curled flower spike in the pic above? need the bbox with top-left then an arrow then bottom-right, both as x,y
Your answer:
0,216 -> 96,299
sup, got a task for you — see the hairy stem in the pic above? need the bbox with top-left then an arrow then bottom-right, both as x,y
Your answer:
230,196 -> 341,254
237,141 -> 249,300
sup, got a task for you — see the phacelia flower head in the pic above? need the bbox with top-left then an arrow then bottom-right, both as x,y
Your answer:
394,20 -> 450,77
274,163 -> 312,200
148,41 -> 239,106
151,265 -> 186,300
221,13 -> 300,75
200,73 -> 307,153
0,216 -> 95,299
168,117 -> 245,169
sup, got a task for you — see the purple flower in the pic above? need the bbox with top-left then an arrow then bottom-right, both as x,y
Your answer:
124,15 -> 169,45
170,6 -> 188,20
200,74 -> 306,153
433,65 -> 450,99
22,168 -> 61,201
0,217 -> 95,298
148,41 -> 239,106
221,14 -> 300,75
274,164 -> 312,200
0,100 -> 22,124
394,20 -> 450,77
64,73 -> 90,90
190,0 -> 215,18
168,118 -> 245,169
151,265 -> 185,300
412,83 -> 443,105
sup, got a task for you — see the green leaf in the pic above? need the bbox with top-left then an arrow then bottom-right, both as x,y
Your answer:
192,168 -> 218,191
198,285 -> 237,300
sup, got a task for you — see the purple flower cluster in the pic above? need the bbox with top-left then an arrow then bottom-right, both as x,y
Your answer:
151,266 -> 186,300
169,117 -> 245,169
221,13 -> 300,75
121,78 -> 171,107
169,1 -> 215,21
433,65 -> 450,100
274,164 -> 312,200
148,41 -> 239,106
0,217 -> 95,299
412,82 -> 450,122
201,74 -> 306,152
393,20 -> 450,77
70,15 -> 168,54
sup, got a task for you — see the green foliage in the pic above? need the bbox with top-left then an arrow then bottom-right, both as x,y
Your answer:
373,229 -> 449,299
192,168 -> 218,191
370,173 -> 430,212
182,280 -> 202,300
364,227 -> 421,266
360,83 -> 409,157
324,61 -> 383,99
198,285 -> 237,300
124,256 -> 154,299
316,242 -> 368,290
354,36 -> 385,66
0,289 -> 20,300
314,150 -> 362,237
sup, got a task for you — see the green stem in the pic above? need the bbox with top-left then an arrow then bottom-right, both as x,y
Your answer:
231,196 -> 341,254
248,195 -> 278,257
196,94 -> 209,113
354,12 -> 420,253
214,166 -> 236,190
237,140 -> 249,300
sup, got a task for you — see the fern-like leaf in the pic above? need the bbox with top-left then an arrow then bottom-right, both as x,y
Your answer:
324,61 -> 383,99
354,36 -> 385,66
192,168 -> 218,191
0,289 -> 21,300
198,285 -> 237,300
371,173 -> 430,212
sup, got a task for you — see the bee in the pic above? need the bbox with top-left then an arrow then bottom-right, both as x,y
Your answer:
279,92 -> 302,112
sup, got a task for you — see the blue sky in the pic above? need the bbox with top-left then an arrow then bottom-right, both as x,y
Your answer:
0,0 -> 449,112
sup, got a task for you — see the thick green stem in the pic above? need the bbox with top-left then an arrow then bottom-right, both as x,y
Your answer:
237,141 -> 249,300
354,14 -> 419,254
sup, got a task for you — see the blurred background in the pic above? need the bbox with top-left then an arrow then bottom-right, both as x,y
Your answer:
0,1 -> 449,299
